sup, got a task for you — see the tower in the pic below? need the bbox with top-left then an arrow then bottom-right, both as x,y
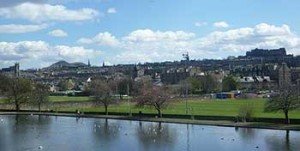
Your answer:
87,59 -> 91,67
14,62 -> 20,77
278,62 -> 291,87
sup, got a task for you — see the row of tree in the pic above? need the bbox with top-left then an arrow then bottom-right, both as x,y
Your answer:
0,74 -> 170,117
0,74 -> 49,111
178,75 -> 238,95
1,73 -> 299,124
88,77 -> 170,117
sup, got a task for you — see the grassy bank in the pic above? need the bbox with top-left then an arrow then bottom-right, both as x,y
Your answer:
53,97 -> 300,119
0,96 -> 90,103
49,96 -> 91,102
0,98 -> 9,103
2,96 -> 300,119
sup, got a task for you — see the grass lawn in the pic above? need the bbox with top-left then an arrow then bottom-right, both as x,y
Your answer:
53,97 -> 300,119
49,96 -> 91,102
2,95 -> 300,119
0,98 -> 10,104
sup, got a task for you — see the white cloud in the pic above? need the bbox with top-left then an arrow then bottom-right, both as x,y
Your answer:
0,2 -> 99,22
0,41 -> 102,68
0,24 -> 47,33
107,7 -> 117,14
123,29 -> 195,42
194,23 -> 300,56
213,21 -> 229,28
78,32 -> 120,47
110,23 -> 300,64
194,21 -> 207,27
2,23 -> 300,68
254,23 -> 291,36
48,29 -> 68,37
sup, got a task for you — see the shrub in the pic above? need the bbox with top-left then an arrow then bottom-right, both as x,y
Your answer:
238,103 -> 254,122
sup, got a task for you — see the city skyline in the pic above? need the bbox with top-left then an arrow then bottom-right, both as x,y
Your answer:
1,0 -> 300,69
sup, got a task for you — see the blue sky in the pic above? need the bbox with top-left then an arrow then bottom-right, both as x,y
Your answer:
0,0 -> 300,69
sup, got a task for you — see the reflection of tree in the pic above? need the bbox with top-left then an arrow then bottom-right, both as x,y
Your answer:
92,118 -> 120,142
265,130 -> 296,151
14,115 -> 51,133
1,115 -> 52,151
136,122 -> 177,150
236,127 -> 257,140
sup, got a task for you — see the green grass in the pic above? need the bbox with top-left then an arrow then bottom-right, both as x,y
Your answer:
0,98 -> 10,104
49,96 -> 91,102
53,97 -> 300,119
2,95 -> 300,119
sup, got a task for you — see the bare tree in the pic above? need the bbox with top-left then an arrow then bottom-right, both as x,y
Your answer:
0,76 -> 33,111
117,77 -> 133,100
90,79 -> 116,115
264,85 -> 300,124
0,74 -> 9,95
135,85 -> 171,118
32,83 -> 50,112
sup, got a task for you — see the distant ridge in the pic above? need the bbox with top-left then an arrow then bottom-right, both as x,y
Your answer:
45,60 -> 88,69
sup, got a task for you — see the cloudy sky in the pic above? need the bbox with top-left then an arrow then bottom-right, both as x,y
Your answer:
1,0 -> 300,69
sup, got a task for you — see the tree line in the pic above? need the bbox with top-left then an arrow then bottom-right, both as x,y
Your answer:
0,73 -> 299,124
0,74 -> 49,111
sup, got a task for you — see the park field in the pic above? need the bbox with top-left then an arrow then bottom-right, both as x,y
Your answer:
53,97 -> 300,119
1,96 -> 300,119
0,96 -> 91,103
49,96 -> 91,102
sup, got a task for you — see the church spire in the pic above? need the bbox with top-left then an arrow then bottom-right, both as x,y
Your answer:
88,59 -> 91,67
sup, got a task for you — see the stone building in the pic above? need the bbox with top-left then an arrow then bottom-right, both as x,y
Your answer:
278,62 -> 291,87
0,63 -> 20,77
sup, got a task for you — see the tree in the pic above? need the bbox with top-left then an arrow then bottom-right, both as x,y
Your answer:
186,75 -> 217,94
58,79 -> 75,91
135,85 -> 171,117
0,74 -> 9,95
222,76 -> 238,92
237,103 -> 254,122
178,79 -> 191,97
32,83 -> 50,112
90,79 -> 116,115
187,77 -> 201,94
201,75 -> 217,94
264,85 -> 300,124
132,76 -> 152,97
0,76 -> 33,111
117,78 -> 133,99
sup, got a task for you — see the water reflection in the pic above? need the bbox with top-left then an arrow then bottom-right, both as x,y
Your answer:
136,121 -> 177,151
0,115 -> 52,151
92,118 -> 120,140
236,127 -> 257,140
265,130 -> 294,151
1,115 -> 300,151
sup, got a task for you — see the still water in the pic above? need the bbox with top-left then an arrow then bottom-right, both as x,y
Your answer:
0,115 -> 300,151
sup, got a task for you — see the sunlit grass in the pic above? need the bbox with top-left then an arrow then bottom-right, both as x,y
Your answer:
52,97 -> 300,119
49,96 -> 91,102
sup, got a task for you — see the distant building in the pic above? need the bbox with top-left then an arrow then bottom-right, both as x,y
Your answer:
236,76 -> 274,90
246,48 -> 287,58
0,63 -> 20,77
161,68 -> 189,84
278,62 -> 291,87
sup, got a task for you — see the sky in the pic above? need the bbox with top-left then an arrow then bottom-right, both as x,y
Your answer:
0,0 -> 300,69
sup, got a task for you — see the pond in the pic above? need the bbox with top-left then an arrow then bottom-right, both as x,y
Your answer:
0,115 -> 300,151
